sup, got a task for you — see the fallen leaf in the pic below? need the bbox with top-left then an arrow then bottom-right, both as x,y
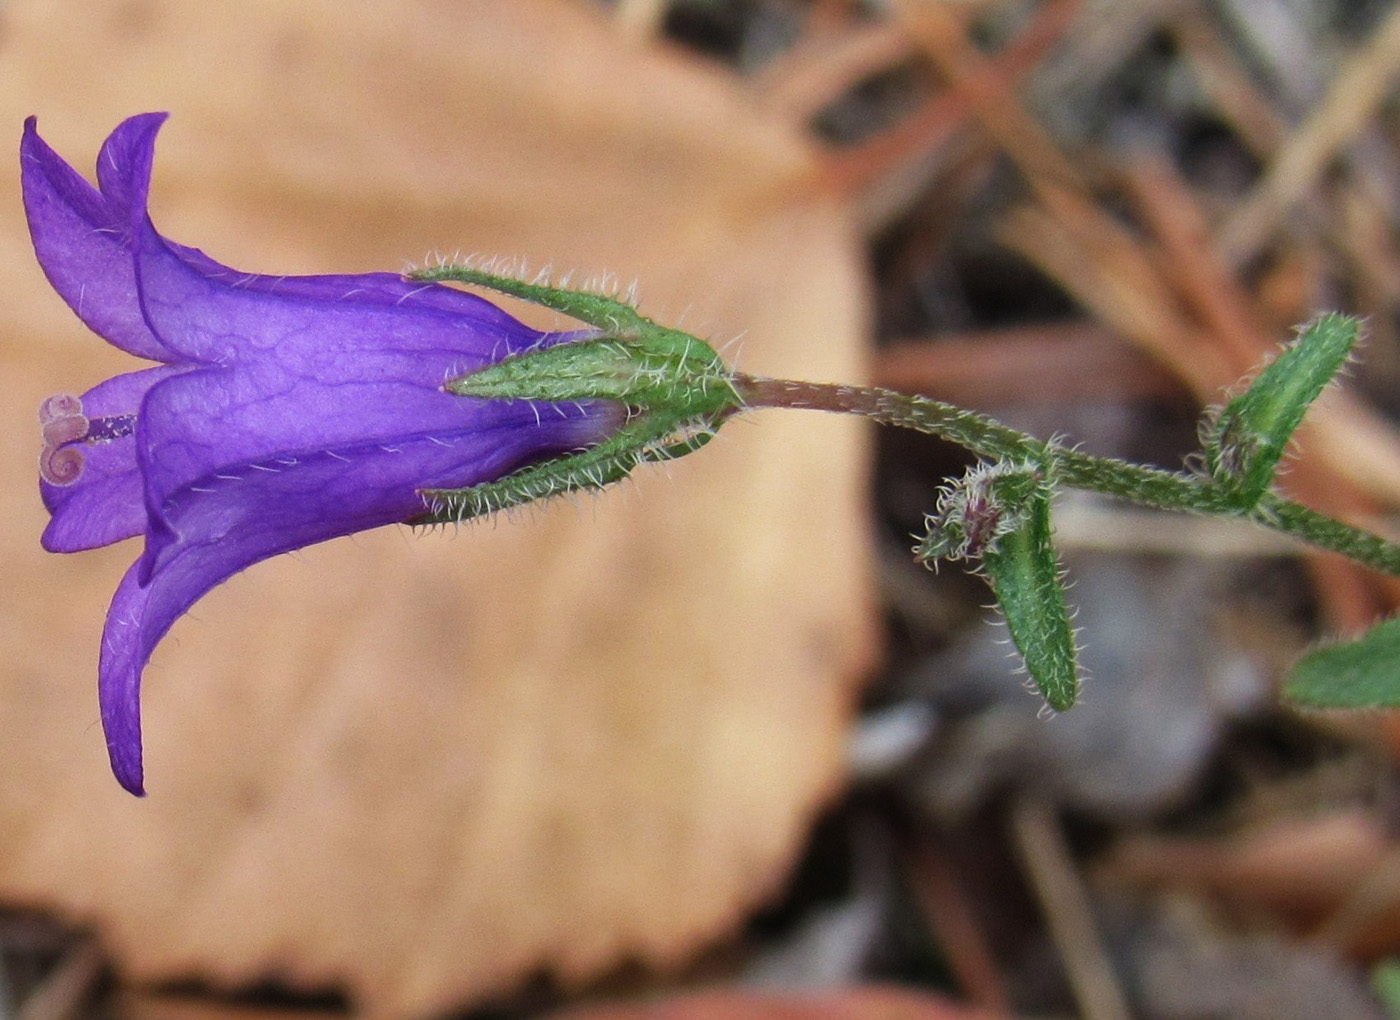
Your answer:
0,1 -> 875,1014
549,987 -> 1011,1020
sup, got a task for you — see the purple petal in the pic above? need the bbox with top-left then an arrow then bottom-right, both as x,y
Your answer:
99,416 -> 615,795
135,218 -> 571,364
40,366 -> 185,552
94,112 -> 166,225
124,338 -> 620,567
21,115 -> 173,361
135,365 -> 619,577
99,559 -> 152,794
168,238 -> 559,326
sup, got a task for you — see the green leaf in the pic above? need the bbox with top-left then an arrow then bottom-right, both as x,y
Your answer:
917,459 -> 1080,711
1284,616 -> 1400,709
1207,313 -> 1358,509
1373,959 -> 1400,1018
981,475 -> 1080,712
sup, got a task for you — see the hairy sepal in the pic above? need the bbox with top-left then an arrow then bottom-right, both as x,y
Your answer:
409,261 -> 648,333
446,336 -> 739,417
411,262 -> 744,523
416,412 -> 720,525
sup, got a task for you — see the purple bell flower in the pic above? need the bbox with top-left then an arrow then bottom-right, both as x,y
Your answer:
23,113 -> 623,796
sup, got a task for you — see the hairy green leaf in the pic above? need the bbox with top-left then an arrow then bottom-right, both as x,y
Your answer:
1285,616 -> 1400,709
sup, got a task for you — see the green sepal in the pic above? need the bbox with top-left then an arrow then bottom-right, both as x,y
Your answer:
1284,615 -> 1400,709
408,261 -> 743,525
446,336 -> 739,416
408,262 -> 648,333
1206,313 -> 1358,509
415,412 -> 720,525
411,260 -> 740,442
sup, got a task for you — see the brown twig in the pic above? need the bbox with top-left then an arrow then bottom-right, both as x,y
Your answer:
994,195 -> 1233,395
753,21 -> 918,122
875,321 -> 1185,405
890,0 -> 1087,201
902,832 -> 1012,1013
821,0 -> 1078,225
1169,9 -> 1287,158
1010,798 -> 1132,1020
1215,3 -> 1400,268
1122,156 -> 1272,371
16,941 -> 103,1020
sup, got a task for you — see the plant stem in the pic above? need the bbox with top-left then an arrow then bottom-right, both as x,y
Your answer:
737,376 -> 1034,457
735,375 -> 1400,576
1255,496 -> 1400,575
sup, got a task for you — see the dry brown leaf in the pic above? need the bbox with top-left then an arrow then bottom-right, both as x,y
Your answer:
117,988 -> 1013,1020
0,1 -> 875,1014
549,987 -> 1012,1020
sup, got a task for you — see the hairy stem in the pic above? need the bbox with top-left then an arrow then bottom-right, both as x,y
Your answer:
735,375 -> 1400,577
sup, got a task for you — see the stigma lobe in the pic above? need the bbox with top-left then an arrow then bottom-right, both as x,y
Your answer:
37,392 -> 89,487
39,444 -> 85,486
43,413 -> 90,447
38,393 -> 83,423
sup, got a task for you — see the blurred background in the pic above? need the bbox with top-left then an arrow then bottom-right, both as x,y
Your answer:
6,0 -> 1400,1018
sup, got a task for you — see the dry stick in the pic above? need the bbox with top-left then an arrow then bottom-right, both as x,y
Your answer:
1308,842 -> 1400,954
1010,798 -> 1132,1020
892,0 -> 1088,200
1170,8 -> 1287,157
896,0 -> 1240,399
991,185 -> 1400,617
991,205 -> 1400,621
904,0 -> 1400,504
822,0 -> 1076,223
993,133 -> 1400,621
897,1 -> 1400,608
903,835 -> 1012,1013
1122,157 -> 1400,626
1215,2 -> 1400,268
15,942 -> 102,1020
1033,0 -> 1192,104
994,201 -> 1234,398
1126,158 -> 1400,507
875,321 -> 1185,405
879,1 -> 1400,591
754,21 -> 917,121
1123,158 -> 1271,373
1173,7 -> 1400,338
